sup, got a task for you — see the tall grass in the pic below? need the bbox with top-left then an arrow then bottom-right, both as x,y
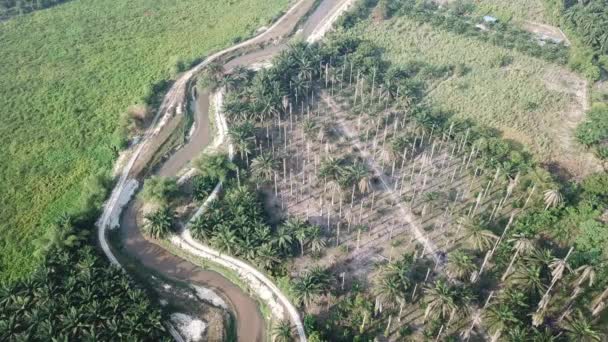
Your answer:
354,16 -> 571,159
0,0 -> 289,282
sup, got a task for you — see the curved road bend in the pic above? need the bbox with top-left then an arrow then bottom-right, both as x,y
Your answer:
113,1 -> 354,341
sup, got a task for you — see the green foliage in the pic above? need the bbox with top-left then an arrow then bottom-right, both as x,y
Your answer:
576,103 -> 608,159
0,223 -> 167,340
143,206 -> 175,239
141,176 -> 178,205
192,175 -> 218,201
564,1 -> 608,55
194,153 -> 236,183
190,185 -> 304,271
0,0 -> 289,282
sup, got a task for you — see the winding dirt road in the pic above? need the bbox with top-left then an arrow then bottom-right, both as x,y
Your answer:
97,0 -> 355,341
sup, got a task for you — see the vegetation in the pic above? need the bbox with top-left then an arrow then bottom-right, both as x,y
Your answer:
206,9 -> 608,338
351,15 -> 571,161
0,217 -> 168,340
474,0 -> 548,23
576,99 -> 608,161
141,176 -> 178,206
0,0 -> 289,282
543,0 -> 608,80
0,0 -> 69,19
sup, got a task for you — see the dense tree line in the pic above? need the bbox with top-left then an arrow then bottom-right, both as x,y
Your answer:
542,0 -> 608,80
0,215 -> 168,340
0,0 -> 69,19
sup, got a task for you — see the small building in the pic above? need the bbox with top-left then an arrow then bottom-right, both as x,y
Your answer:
483,15 -> 498,23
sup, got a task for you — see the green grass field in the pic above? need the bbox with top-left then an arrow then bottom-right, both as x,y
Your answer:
0,0 -> 289,281
355,16 -> 574,159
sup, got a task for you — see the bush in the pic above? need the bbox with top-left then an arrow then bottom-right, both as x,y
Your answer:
193,174 -> 218,201
141,176 -> 178,205
576,103 -> 608,158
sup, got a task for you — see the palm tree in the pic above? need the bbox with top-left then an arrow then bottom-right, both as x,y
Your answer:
460,217 -> 498,251
318,156 -> 342,181
562,310 -> 601,341
302,119 -> 317,140
509,265 -> 546,297
374,271 -> 404,309
273,226 -> 294,255
272,320 -> 293,342
228,122 -> 254,163
543,188 -> 563,210
285,218 -> 309,256
345,162 -> 371,194
255,243 -> 280,270
484,303 -> 520,341
143,207 -> 174,239
211,226 -> 239,255
308,225 -> 326,255
251,153 -> 277,183
194,153 -> 236,183
292,266 -> 331,308
446,250 -> 477,281
501,233 -> 536,281
423,280 -> 458,322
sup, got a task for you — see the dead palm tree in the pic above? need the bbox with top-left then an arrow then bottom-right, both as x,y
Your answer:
543,188 -> 563,210
501,233 -> 536,281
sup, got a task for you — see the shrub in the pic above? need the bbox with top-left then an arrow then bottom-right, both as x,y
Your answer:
141,176 -> 178,205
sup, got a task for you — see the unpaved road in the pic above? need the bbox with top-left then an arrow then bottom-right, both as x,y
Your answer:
98,0 -> 354,341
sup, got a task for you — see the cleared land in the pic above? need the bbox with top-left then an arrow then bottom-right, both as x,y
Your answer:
0,0 -> 289,281
353,16 -> 599,177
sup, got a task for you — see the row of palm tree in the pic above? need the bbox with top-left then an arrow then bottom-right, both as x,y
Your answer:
0,217 -> 167,340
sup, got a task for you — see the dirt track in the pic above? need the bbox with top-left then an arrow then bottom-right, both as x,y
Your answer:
102,0 -> 355,341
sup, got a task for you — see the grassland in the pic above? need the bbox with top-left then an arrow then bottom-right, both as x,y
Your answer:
0,0 -> 289,282
353,16 -> 589,168
473,0 -> 548,23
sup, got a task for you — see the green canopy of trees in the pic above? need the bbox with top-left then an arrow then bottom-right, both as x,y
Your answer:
0,221 -> 168,340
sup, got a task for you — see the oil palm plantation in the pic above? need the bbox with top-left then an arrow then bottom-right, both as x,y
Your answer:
292,266 -> 331,309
